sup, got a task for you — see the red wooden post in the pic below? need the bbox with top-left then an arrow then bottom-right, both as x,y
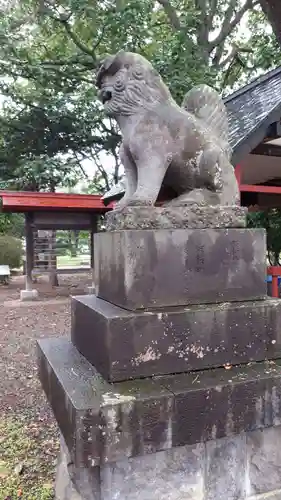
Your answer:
267,266 -> 281,298
272,275 -> 279,297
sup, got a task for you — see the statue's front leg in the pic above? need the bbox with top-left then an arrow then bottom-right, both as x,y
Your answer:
124,151 -> 171,207
115,144 -> 138,209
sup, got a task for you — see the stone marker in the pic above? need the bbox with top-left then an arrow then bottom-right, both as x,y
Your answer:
95,227 -> 267,310
37,51 -> 281,499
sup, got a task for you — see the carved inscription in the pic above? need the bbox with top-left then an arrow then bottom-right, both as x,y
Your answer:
195,245 -> 205,272
229,239 -> 240,261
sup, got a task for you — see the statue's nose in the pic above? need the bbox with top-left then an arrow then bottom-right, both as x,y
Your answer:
99,89 -> 112,104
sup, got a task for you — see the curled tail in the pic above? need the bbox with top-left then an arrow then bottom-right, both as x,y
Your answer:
182,84 -> 231,159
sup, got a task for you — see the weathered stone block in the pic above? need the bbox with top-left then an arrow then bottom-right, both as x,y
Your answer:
55,427 -> 281,499
249,493 -> 281,500
247,427 -> 281,496
55,435 -> 102,500
71,295 -> 281,382
20,288 -> 39,301
205,435 -> 246,500
101,444 -> 205,500
55,437 -> 83,500
104,205 -> 247,231
37,337 -> 281,469
95,228 -> 266,310
266,307 -> 281,359
164,364 -> 281,449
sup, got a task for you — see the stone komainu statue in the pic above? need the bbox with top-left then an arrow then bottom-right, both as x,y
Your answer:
96,50 -> 239,208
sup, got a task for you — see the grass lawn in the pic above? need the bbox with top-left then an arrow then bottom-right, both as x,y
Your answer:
0,289 -> 72,500
0,415 -> 58,499
56,254 -> 90,268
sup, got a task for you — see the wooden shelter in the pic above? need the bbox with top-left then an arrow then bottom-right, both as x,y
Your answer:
0,191 -> 110,299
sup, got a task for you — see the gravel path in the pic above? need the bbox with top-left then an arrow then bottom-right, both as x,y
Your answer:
0,276 -> 85,498
0,298 -> 70,414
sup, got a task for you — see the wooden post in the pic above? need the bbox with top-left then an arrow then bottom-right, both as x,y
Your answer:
90,215 -> 98,290
272,275 -> 279,298
21,213 -> 38,300
267,266 -> 281,298
25,213 -> 34,291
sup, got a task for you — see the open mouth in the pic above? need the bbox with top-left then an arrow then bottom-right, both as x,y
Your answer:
101,90 -> 112,104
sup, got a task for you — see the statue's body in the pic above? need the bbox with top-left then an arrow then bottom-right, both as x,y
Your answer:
96,51 -> 239,208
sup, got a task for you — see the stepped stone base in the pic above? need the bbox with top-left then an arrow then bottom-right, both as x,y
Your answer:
38,337 -> 281,500
72,295 -> 281,382
38,337 -> 281,465
55,426 -> 281,500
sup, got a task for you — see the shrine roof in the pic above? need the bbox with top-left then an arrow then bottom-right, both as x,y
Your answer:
0,191 -> 111,213
225,66 -> 281,163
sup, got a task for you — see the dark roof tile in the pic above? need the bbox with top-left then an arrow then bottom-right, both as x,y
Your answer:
225,66 -> 281,151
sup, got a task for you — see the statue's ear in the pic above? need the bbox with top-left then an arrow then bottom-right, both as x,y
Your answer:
96,51 -> 126,88
104,50 -> 126,74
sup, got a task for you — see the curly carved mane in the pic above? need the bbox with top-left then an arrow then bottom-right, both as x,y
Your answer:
97,51 -> 176,116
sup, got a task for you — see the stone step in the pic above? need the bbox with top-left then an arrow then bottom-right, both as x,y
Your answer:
71,294 -> 281,382
38,336 -> 281,470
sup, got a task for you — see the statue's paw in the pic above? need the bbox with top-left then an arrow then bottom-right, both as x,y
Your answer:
115,194 -> 155,208
114,198 -> 128,210
125,196 -> 154,207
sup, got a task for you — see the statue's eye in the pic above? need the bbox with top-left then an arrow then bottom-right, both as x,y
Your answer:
114,77 -> 125,91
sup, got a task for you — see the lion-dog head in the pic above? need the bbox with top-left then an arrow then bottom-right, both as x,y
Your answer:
96,50 -> 173,116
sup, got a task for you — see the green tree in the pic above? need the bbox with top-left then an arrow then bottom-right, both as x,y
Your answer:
0,0 -> 278,194
0,234 -> 22,268
0,197 -> 24,238
247,210 -> 281,265
0,213 -> 25,238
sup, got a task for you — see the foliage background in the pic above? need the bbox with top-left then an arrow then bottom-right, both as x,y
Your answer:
0,0 -> 279,197
0,0 -> 281,250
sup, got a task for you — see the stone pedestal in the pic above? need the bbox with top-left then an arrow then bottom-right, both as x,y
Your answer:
95,228 -> 267,310
37,205 -> 281,499
38,338 -> 281,500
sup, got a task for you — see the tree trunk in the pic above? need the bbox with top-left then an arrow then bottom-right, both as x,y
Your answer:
260,0 -> 281,47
